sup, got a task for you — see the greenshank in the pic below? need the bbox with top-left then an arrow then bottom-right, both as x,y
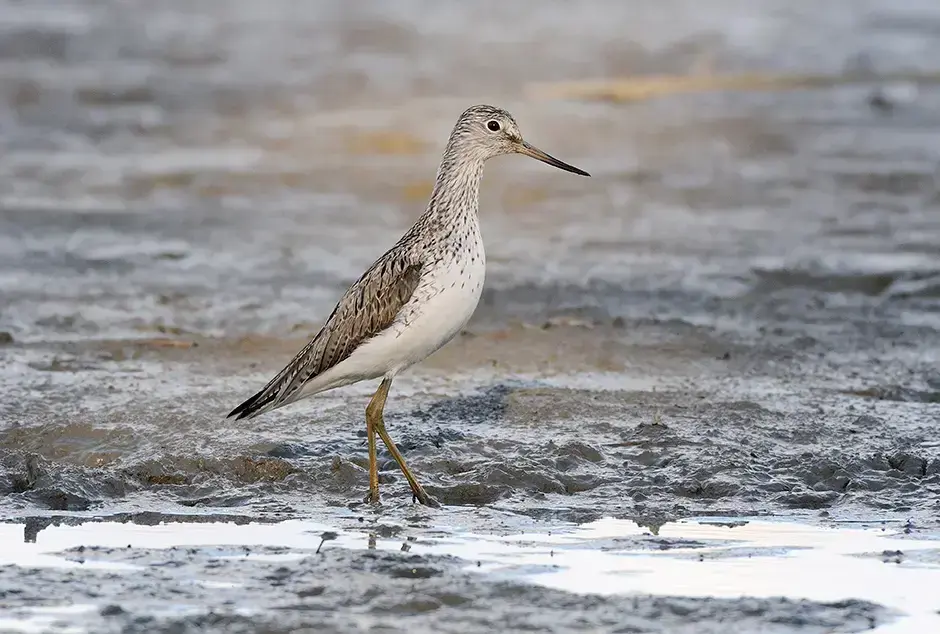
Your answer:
228,105 -> 590,506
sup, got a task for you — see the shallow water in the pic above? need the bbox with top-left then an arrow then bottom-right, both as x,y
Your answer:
1,514 -> 938,632
1,0 -> 940,632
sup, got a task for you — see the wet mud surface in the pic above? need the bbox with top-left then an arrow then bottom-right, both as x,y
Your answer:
2,0 -> 940,632
2,516 -> 931,633
0,538 -> 888,634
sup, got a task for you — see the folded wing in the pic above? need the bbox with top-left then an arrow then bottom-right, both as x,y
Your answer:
227,255 -> 422,420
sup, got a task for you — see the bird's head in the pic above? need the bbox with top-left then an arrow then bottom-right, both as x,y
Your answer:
447,104 -> 590,177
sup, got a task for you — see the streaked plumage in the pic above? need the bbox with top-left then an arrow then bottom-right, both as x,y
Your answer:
227,104 -> 589,506
228,258 -> 423,420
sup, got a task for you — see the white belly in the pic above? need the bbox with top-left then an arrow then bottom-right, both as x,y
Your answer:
368,253 -> 486,372
301,250 -> 486,395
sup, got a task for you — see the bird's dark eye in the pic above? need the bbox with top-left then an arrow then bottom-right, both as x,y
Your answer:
486,120 -> 501,132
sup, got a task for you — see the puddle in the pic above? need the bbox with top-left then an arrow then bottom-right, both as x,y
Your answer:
0,515 -> 937,632
0,605 -> 98,634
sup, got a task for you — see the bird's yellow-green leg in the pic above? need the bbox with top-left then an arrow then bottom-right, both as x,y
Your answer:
364,385 -> 383,504
368,377 -> 440,508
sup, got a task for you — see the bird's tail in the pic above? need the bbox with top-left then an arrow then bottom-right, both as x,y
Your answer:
226,386 -> 280,421
227,326 -> 326,421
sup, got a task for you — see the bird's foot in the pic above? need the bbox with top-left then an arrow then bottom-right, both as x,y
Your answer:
412,487 -> 441,508
363,488 -> 380,504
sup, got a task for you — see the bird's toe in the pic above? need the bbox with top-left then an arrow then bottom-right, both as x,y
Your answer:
413,490 -> 441,508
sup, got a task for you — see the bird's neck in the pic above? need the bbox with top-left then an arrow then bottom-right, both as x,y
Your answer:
422,142 -> 486,225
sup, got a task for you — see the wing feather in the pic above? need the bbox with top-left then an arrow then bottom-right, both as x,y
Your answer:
227,255 -> 422,420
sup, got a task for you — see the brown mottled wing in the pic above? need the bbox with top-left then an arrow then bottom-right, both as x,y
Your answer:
227,255 -> 422,420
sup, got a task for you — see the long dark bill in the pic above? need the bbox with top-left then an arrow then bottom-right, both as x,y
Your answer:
518,140 -> 590,177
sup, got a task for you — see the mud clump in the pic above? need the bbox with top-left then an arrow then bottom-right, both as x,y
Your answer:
124,455 -> 298,487
229,456 -> 298,483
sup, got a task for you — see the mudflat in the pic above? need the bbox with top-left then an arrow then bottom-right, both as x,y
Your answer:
1,1 -> 939,632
